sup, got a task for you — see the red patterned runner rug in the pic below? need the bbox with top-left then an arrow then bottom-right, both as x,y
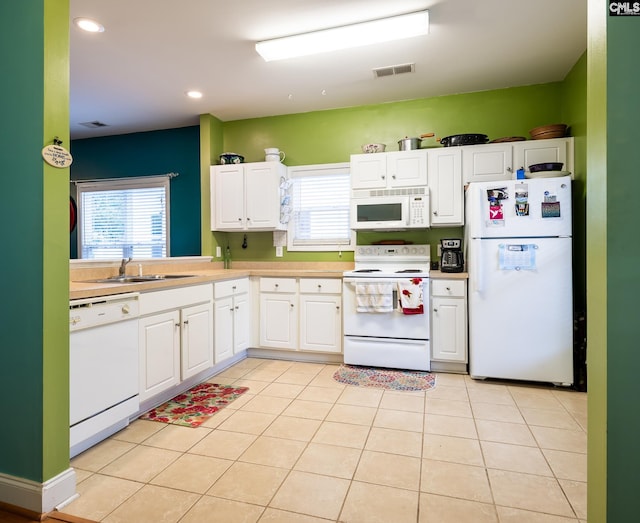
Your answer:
333,364 -> 436,392
140,382 -> 249,428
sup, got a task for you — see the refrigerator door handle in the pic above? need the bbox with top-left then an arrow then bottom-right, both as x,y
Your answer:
473,240 -> 483,293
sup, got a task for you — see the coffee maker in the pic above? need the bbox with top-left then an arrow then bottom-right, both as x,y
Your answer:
440,238 -> 464,273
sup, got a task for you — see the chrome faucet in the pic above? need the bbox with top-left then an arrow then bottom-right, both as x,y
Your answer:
119,257 -> 132,276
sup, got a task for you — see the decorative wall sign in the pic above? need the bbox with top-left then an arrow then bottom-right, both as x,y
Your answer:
42,143 -> 73,168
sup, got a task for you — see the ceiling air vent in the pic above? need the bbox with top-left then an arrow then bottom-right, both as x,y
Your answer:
79,121 -> 109,128
373,63 -> 415,79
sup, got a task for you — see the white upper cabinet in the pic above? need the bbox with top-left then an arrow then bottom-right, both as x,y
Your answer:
512,137 -> 574,175
462,143 -> 514,184
351,150 -> 428,190
211,161 -> 287,231
428,148 -> 463,226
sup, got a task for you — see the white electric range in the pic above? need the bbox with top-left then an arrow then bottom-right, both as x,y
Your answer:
342,245 -> 431,371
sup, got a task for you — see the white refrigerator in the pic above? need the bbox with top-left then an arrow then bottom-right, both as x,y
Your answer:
466,175 -> 573,385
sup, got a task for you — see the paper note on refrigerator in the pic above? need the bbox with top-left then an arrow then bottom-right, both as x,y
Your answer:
498,244 -> 537,270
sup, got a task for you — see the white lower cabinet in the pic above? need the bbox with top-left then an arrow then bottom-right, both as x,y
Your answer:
214,278 -> 250,363
431,279 -> 467,362
259,277 -> 342,353
299,278 -> 342,353
138,284 -> 213,403
259,277 -> 298,349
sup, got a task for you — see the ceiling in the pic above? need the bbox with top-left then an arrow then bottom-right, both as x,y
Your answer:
69,0 -> 587,140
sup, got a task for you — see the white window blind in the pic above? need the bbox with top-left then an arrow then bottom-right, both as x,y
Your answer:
76,176 -> 170,259
287,163 -> 354,251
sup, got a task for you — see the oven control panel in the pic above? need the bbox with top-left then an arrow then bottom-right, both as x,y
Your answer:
354,244 -> 430,258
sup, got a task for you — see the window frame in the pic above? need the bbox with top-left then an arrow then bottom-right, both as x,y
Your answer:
75,176 -> 171,260
286,162 -> 354,252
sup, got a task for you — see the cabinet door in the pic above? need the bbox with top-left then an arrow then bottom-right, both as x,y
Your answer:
462,143 -> 513,184
214,296 -> 234,363
387,150 -> 428,187
245,163 -> 282,229
181,302 -> 214,380
431,296 -> 467,362
139,311 -> 180,402
513,137 -> 573,174
299,294 -> 342,352
214,165 -> 245,230
233,292 -> 251,353
350,153 -> 387,190
259,292 -> 297,349
428,148 -> 463,226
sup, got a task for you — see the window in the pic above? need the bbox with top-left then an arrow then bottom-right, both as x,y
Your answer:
287,163 -> 354,252
76,176 -> 170,259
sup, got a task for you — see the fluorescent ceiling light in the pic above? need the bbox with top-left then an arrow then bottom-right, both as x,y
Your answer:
186,90 -> 203,99
256,10 -> 429,62
73,17 -> 105,33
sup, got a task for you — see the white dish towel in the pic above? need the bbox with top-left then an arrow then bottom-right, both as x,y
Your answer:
397,279 -> 424,315
355,282 -> 394,313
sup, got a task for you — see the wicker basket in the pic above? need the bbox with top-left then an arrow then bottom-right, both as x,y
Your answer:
529,124 -> 567,140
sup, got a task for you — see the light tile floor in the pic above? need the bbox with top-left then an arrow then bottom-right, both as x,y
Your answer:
65,358 -> 587,522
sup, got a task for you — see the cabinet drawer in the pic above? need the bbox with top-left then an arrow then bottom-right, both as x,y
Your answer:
299,278 -> 342,294
139,284 -> 213,316
214,278 -> 249,299
259,277 -> 297,293
431,279 -> 466,297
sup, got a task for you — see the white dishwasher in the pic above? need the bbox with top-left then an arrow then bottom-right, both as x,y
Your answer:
69,292 -> 140,458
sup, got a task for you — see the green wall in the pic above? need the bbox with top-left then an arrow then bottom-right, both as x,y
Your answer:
0,0 -> 70,484
203,82 -> 569,264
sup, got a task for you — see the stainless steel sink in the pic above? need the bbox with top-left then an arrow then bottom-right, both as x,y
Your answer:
85,274 -> 198,284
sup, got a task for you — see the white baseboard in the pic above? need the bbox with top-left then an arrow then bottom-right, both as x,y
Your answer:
0,467 -> 77,514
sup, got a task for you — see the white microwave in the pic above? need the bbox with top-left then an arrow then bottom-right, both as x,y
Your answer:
350,190 -> 430,230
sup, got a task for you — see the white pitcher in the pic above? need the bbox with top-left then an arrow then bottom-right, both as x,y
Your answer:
265,148 -> 285,162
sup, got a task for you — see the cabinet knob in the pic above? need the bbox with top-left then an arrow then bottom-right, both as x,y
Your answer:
275,283 -> 279,288
433,308 -> 438,313
381,175 -> 385,180
446,287 -> 451,291
336,305 -> 340,310
232,286 -> 236,291
235,305 -> 239,310
433,211 -> 438,216
507,166 -> 513,172
121,304 -> 130,314
290,303 -> 294,308
317,284 -> 322,289
391,174 -> 396,179
175,323 -> 180,328
183,320 -> 189,325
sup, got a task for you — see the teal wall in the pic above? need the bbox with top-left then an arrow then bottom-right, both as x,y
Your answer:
0,0 -> 70,485
70,126 -> 201,258
605,10 -> 640,521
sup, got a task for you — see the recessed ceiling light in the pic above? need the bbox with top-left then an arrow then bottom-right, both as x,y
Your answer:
73,17 -> 105,33
186,90 -> 203,99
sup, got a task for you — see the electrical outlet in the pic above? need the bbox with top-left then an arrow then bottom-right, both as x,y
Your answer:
275,246 -> 283,257
437,244 -> 442,257
216,246 -> 222,258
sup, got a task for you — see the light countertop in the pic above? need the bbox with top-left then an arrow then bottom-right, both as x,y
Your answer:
70,261 -> 467,300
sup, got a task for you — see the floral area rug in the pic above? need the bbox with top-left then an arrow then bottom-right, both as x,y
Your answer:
139,382 -> 249,428
333,364 -> 436,392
